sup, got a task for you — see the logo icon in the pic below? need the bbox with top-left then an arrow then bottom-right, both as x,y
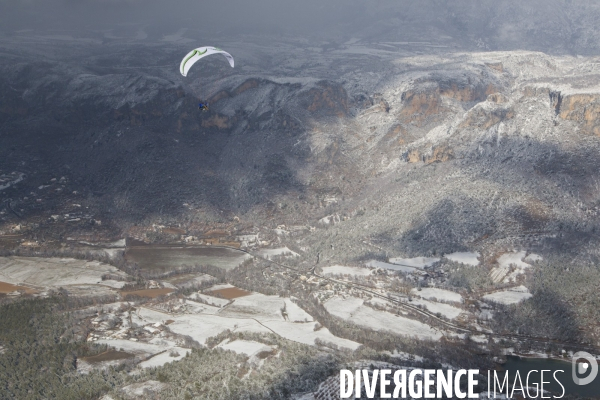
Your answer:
572,351 -> 598,385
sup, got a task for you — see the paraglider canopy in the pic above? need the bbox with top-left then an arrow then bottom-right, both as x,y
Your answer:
180,46 -> 234,77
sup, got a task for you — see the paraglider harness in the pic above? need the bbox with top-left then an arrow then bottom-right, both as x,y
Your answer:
198,102 -> 209,111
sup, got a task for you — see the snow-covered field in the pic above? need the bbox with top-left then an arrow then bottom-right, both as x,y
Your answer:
443,252 -> 480,266
158,312 -> 271,343
324,296 -> 442,340
497,252 -> 532,269
409,298 -> 464,319
483,286 -> 533,305
0,256 -> 129,289
490,251 -> 537,283
188,292 -> 231,307
322,265 -> 373,276
410,288 -> 463,303
134,292 -> 361,350
263,320 -> 360,349
220,293 -> 312,322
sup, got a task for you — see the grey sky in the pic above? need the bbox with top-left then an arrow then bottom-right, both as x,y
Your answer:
1,1 -> 599,54
1,0 -> 361,32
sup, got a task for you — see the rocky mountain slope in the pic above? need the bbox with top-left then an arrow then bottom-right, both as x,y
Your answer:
4,33 -> 600,263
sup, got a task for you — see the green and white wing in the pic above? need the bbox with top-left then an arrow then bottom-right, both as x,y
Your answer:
180,46 -> 235,77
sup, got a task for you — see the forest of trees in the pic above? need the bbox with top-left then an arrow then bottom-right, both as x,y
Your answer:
0,297 -> 128,399
491,256 -> 600,345
0,296 -> 345,399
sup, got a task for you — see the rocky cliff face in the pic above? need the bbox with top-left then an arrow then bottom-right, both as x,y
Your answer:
557,93 -> 600,136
